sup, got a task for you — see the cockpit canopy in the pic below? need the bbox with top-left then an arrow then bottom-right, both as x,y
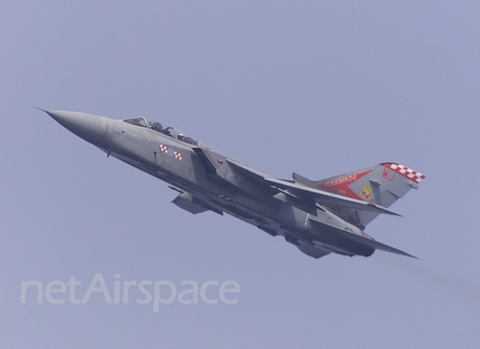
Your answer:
123,117 -> 198,145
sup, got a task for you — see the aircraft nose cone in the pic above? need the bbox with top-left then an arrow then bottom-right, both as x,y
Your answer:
46,110 -> 107,144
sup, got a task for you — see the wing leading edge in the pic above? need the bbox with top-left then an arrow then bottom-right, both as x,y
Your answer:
226,159 -> 400,217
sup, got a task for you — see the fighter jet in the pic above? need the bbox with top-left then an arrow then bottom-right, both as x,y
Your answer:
42,109 -> 425,259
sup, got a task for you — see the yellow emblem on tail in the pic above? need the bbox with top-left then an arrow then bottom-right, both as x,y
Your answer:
361,182 -> 373,200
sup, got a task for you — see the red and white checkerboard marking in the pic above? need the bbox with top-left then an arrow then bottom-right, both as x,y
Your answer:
388,163 -> 425,184
159,144 -> 182,160
173,151 -> 183,160
159,144 -> 169,153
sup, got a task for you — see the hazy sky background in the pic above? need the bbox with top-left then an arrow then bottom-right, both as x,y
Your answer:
1,1 -> 479,348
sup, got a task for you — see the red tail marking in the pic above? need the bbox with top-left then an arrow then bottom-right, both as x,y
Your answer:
317,169 -> 373,200
382,167 -> 396,182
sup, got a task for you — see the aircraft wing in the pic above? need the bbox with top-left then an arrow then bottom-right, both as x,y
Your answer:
225,158 -> 269,184
226,159 -> 400,217
265,177 -> 401,216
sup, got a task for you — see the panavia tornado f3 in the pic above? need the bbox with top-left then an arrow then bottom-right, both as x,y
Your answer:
42,109 -> 425,259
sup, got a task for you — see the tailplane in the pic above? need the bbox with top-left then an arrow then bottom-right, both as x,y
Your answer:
293,163 -> 425,228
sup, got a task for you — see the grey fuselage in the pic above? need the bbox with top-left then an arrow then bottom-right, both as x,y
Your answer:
79,113 -> 372,258
47,110 -> 424,259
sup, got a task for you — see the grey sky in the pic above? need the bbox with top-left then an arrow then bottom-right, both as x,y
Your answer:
1,1 -> 479,348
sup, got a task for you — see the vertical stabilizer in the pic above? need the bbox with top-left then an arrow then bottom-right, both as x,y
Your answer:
293,163 -> 425,227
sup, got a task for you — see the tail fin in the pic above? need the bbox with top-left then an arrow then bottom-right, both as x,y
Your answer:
293,163 -> 425,228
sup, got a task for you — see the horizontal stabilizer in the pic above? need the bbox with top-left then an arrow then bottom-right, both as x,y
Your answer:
309,219 -> 416,258
360,237 -> 418,259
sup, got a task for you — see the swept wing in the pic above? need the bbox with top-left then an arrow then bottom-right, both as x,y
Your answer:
226,159 -> 400,217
